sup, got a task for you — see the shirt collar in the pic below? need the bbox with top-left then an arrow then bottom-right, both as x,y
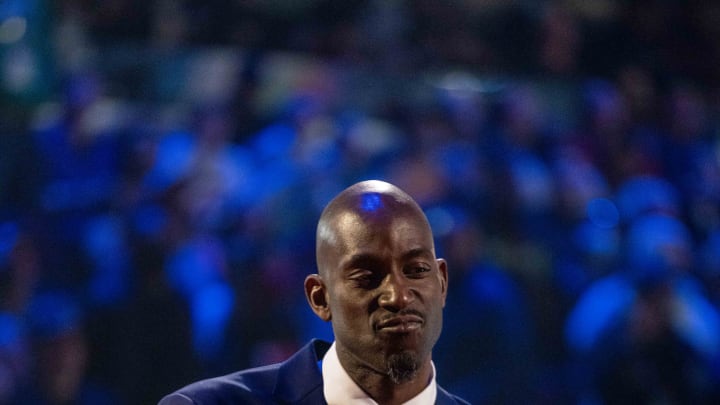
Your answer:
321,341 -> 437,405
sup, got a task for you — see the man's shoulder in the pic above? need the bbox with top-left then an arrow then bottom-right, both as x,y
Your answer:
158,364 -> 281,405
158,339 -> 329,405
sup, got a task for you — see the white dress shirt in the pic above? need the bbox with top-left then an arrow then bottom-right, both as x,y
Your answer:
322,342 -> 437,405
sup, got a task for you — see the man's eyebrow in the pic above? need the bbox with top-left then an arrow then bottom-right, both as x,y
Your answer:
341,248 -> 433,270
401,247 -> 434,261
343,253 -> 383,270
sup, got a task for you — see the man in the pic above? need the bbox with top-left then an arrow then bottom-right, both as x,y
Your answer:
159,180 -> 469,404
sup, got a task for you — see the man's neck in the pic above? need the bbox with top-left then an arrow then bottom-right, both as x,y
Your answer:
338,347 -> 433,405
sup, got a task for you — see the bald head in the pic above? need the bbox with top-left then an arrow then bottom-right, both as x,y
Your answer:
305,180 -> 448,397
316,180 -> 433,277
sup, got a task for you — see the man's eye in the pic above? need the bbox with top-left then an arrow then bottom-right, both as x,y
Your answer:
350,271 -> 377,287
406,266 -> 430,276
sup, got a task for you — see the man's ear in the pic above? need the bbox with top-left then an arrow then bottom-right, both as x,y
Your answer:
304,274 -> 332,321
436,258 -> 448,307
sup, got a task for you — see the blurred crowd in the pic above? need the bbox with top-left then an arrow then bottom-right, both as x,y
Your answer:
2,1 -> 720,404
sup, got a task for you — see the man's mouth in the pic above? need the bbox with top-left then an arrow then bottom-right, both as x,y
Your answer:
376,314 -> 424,333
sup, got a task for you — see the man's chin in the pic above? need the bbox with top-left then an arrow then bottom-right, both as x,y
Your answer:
386,351 -> 421,384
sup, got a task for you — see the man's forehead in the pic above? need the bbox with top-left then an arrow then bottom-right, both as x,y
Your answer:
328,208 -> 431,246
319,210 -> 374,248
317,182 -> 429,253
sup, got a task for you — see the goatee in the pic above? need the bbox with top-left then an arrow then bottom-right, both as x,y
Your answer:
386,351 -> 420,384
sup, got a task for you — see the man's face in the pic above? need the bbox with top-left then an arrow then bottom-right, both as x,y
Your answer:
319,205 -> 448,382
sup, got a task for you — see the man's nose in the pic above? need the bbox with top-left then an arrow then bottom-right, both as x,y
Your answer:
378,273 -> 413,311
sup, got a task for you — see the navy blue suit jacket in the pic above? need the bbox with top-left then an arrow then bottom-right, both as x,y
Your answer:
159,339 -> 469,404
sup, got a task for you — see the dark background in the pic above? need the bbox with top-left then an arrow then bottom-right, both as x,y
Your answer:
1,1 -> 720,404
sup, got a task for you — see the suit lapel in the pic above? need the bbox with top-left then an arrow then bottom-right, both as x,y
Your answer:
436,385 -> 464,405
273,339 -> 331,404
